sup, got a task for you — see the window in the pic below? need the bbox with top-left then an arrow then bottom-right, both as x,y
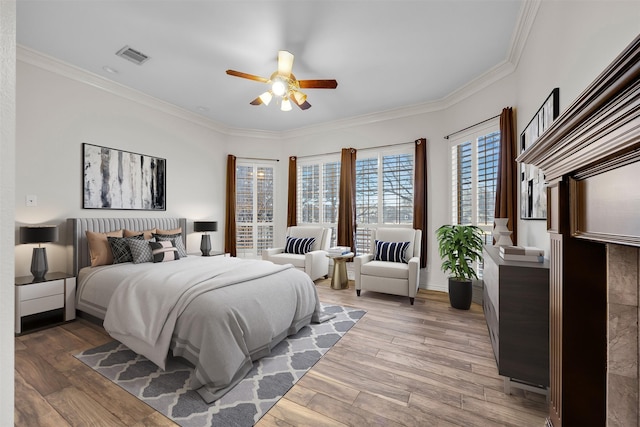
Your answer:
355,146 -> 414,254
297,156 -> 341,247
449,122 -> 500,245
235,162 -> 275,258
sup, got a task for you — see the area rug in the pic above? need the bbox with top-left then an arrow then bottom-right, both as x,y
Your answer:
75,304 -> 365,427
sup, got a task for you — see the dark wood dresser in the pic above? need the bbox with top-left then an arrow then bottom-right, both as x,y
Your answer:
482,246 -> 549,393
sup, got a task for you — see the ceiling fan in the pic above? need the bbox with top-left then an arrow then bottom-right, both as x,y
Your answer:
226,50 -> 338,111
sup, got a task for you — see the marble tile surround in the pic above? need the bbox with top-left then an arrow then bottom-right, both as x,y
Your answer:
607,244 -> 640,427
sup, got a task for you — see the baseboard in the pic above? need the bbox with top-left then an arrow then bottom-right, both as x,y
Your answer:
422,282 -> 448,293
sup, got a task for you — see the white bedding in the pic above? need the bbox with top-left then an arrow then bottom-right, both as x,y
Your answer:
76,255 -> 324,402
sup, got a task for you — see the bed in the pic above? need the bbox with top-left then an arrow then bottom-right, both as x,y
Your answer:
68,217 -> 328,403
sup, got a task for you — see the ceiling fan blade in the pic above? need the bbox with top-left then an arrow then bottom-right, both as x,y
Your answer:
298,79 -> 338,89
290,94 -> 312,110
277,50 -> 294,78
249,96 -> 263,106
298,100 -> 312,110
226,69 -> 269,83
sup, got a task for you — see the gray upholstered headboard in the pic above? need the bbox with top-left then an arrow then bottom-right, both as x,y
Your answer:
67,217 -> 187,276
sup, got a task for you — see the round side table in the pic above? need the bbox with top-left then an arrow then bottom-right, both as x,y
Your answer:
326,252 -> 354,290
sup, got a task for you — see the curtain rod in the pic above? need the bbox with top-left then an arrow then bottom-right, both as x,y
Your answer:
443,114 -> 500,140
293,140 -> 416,160
235,156 -> 279,162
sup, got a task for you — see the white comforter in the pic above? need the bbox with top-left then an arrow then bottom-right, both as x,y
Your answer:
99,256 -> 321,402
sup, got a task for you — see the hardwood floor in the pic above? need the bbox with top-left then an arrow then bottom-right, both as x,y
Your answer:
15,280 -> 547,426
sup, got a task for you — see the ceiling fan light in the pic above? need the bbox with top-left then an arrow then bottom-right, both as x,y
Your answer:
272,79 -> 287,97
293,90 -> 307,105
281,98 -> 292,112
259,91 -> 273,106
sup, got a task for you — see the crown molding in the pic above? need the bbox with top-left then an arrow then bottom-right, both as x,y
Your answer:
17,45 -> 299,140
507,0 -> 541,68
283,0 -> 539,139
18,0 -> 539,141
18,46 -> 225,134
280,98 -> 446,140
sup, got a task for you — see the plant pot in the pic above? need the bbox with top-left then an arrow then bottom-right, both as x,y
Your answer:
448,278 -> 472,310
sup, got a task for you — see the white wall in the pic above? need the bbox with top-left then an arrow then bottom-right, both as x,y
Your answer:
0,0 -> 16,424
15,58 -> 231,276
514,0 -> 640,255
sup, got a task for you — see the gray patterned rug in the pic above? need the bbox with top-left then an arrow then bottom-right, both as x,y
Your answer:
75,304 -> 365,427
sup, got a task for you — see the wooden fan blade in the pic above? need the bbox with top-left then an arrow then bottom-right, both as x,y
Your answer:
278,51 -> 294,78
290,95 -> 312,110
226,69 -> 269,83
298,100 -> 312,110
249,97 -> 263,106
298,79 -> 338,89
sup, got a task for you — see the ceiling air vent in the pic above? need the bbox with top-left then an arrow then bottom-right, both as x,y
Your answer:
115,45 -> 150,65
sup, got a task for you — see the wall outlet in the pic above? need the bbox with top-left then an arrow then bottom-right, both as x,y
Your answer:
26,195 -> 37,207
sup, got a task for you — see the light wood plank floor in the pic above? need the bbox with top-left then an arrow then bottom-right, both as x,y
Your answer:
15,279 -> 547,426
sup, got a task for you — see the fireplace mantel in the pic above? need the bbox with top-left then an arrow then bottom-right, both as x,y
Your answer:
515,34 -> 640,427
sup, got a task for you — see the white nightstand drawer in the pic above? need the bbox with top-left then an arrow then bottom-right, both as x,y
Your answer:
20,280 -> 64,301
21,294 -> 65,316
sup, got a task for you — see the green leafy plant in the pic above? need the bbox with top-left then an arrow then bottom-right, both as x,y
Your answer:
436,224 -> 484,280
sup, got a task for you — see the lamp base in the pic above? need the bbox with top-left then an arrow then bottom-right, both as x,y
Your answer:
31,247 -> 49,280
200,234 -> 212,256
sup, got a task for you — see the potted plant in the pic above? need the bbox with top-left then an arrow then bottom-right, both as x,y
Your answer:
436,224 -> 484,310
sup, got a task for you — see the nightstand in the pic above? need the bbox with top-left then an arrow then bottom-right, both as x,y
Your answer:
15,272 -> 76,335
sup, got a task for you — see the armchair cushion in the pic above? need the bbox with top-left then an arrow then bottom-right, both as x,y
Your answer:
374,240 -> 410,263
361,260 -> 409,280
284,236 -> 316,254
268,252 -> 306,268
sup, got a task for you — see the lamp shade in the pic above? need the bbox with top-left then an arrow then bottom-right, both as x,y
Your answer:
194,221 -> 218,232
20,225 -> 58,244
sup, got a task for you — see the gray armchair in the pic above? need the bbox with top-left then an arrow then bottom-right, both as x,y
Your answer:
355,228 -> 422,304
262,226 -> 331,281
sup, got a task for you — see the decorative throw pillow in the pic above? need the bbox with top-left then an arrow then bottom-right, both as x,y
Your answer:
123,228 -> 157,240
284,236 -> 316,255
374,240 -> 410,263
156,227 -> 182,235
128,238 -> 156,264
86,229 -> 123,266
149,240 -> 180,263
153,233 -> 187,257
108,235 -> 143,264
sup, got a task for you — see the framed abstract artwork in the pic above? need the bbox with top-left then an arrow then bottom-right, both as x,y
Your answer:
83,143 -> 166,210
520,88 -> 559,220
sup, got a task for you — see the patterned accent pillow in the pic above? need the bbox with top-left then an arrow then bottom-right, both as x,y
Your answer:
374,240 -> 410,263
284,236 -> 316,255
123,228 -> 156,240
108,235 -> 143,264
153,233 -> 187,257
149,240 -> 180,263
128,238 -> 156,264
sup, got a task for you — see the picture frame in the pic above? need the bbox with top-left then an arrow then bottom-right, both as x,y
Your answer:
520,88 -> 559,220
82,143 -> 166,210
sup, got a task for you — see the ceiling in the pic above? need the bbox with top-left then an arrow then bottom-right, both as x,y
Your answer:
16,0 -> 525,132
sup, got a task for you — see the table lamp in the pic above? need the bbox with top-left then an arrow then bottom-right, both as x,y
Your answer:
20,225 -> 58,280
194,221 -> 217,256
